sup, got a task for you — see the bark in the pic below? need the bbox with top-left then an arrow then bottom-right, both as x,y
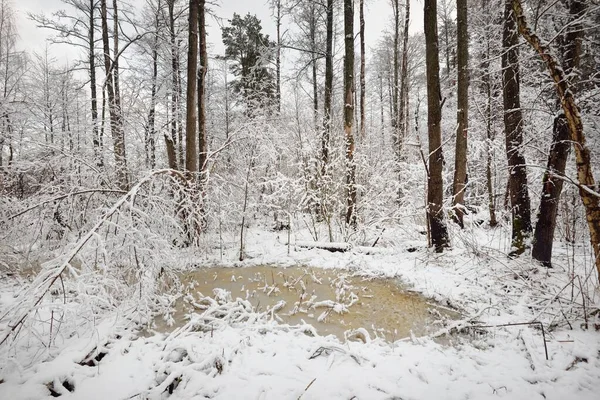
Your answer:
514,0 -> 600,280
502,0 -> 531,255
424,0 -> 450,252
398,0 -> 410,154
359,0 -> 366,139
452,0 -> 468,228
100,0 -> 128,190
321,0 -> 333,177
532,0 -> 585,267
185,0 -> 198,176
344,0 -> 356,227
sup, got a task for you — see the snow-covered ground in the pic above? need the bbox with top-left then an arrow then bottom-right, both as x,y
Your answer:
1,222 -> 599,399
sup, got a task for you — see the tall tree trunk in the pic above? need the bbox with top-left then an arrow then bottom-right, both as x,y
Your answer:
100,0 -> 128,190
424,0 -> 450,252
321,0 -> 333,177
344,0 -> 356,227
197,0 -> 207,175
310,1 -> 318,130
275,0 -> 281,113
147,0 -> 160,170
185,0 -> 198,176
88,0 -> 102,167
531,0 -> 585,267
452,0 -> 468,228
398,0 -> 410,154
502,0 -> 532,255
481,0 -> 497,227
167,0 -> 180,170
359,0 -> 366,139
391,0 -> 400,151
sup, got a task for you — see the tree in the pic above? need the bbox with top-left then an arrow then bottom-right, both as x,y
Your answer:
145,0 -> 162,170
100,0 -> 128,190
221,13 -> 275,115
344,0 -> 356,227
502,0 -> 531,255
451,0 -> 468,228
438,0 -> 456,78
424,0 -> 449,252
397,0 -> 410,153
165,0 -> 182,170
321,0 -> 334,177
197,0 -> 208,175
359,0 -> 366,139
30,0 -> 103,166
512,0 -> 600,282
531,0 -> 585,267
390,0 -> 400,150
184,0 -> 198,176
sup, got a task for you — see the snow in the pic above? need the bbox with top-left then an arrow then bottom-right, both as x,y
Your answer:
1,223 -> 599,399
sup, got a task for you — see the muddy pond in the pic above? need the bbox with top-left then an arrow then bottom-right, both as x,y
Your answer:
153,266 -> 458,342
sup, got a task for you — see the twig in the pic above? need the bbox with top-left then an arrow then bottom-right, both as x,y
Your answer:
297,378 -> 317,400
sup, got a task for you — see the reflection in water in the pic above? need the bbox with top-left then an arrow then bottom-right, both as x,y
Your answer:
152,266 -> 457,342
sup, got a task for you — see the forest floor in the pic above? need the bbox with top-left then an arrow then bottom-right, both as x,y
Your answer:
0,219 -> 599,399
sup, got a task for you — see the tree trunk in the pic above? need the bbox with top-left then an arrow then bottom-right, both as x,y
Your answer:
531,0 -> 585,267
532,116 -> 570,266
147,0 -> 160,170
452,0 -> 468,228
424,0 -> 449,252
89,0 -> 102,167
275,0 -> 281,113
513,0 -> 600,282
359,0 -> 366,139
310,1 -> 318,130
398,0 -> 410,154
344,0 -> 356,227
391,0 -> 400,151
100,0 -> 128,190
321,0 -> 333,177
197,0 -> 208,175
480,0 -> 497,227
502,0 -> 531,255
167,0 -> 181,170
185,0 -> 198,176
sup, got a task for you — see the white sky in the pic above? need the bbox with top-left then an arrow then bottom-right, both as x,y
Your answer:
16,0 -> 424,63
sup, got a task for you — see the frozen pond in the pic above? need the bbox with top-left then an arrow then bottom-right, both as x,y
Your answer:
152,266 -> 458,342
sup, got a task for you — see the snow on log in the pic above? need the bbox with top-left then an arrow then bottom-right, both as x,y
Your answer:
295,241 -> 352,252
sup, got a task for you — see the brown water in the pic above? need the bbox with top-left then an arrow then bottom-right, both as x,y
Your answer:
153,266 -> 458,342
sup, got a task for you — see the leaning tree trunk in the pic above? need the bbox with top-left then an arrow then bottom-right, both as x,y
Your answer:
512,0 -> 600,282
502,0 -> 531,255
532,0 -> 585,267
424,0 -> 449,252
343,0 -> 356,227
452,0 -> 469,228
